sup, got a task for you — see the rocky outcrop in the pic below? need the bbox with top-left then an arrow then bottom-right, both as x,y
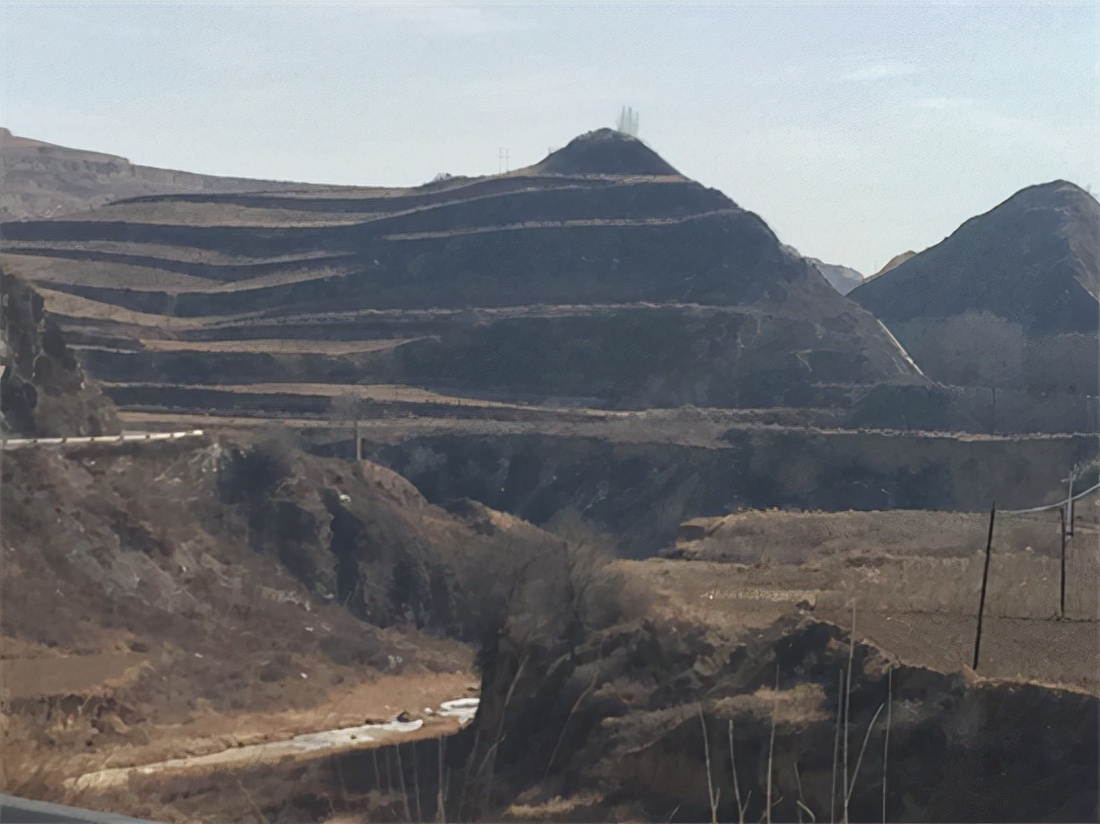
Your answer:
0,268 -> 117,436
457,612 -> 1098,822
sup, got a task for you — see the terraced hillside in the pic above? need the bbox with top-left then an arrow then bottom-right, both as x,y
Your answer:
0,127 -> 327,221
2,129 -> 923,417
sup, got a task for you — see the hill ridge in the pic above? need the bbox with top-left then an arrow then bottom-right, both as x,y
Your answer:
2,126 -> 924,416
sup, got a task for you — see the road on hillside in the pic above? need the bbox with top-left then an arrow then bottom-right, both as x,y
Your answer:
0,430 -> 204,450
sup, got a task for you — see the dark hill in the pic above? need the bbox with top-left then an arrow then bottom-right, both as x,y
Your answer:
849,181 -> 1099,402
1,128 -> 923,415
533,128 -> 680,176
0,126 -> 326,221
850,180 -> 1099,334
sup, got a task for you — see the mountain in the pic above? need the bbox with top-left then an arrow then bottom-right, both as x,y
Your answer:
0,128 -> 924,414
806,256 -> 863,294
869,250 -> 916,280
533,128 -> 680,175
0,127 -> 325,221
849,181 -> 1099,403
780,244 -> 864,294
851,181 -> 1098,333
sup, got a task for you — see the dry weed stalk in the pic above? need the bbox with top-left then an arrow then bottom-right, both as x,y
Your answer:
728,720 -> 749,824
437,737 -> 447,824
830,668 -> 843,824
846,703 -> 885,812
794,761 -> 816,823
698,704 -> 721,824
766,667 -> 778,824
412,742 -> 423,823
234,776 -> 269,824
882,667 -> 892,824
396,743 -> 413,823
475,652 -> 529,817
544,665 -> 601,779
843,601 -> 856,824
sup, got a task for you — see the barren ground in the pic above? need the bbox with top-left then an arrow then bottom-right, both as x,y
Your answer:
619,504 -> 1100,694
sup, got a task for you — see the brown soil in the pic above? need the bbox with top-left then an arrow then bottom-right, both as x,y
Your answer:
622,504 -> 1100,693
138,338 -> 419,355
0,433 -> 497,817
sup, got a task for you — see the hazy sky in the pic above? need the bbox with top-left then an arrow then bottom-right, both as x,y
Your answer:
2,1 -> 1097,274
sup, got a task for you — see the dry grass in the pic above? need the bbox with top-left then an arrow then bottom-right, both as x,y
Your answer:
621,504 -> 1100,694
31,287 -> 204,330
62,200 -> 375,227
675,508 -> 1074,564
138,380 -> 622,415
0,252 -> 216,292
713,683 -> 830,726
138,338 -> 418,355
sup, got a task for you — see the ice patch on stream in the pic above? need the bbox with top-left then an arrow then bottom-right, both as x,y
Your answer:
67,697 -> 479,791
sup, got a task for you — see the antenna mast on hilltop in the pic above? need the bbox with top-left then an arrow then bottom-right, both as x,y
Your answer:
616,105 -> 640,137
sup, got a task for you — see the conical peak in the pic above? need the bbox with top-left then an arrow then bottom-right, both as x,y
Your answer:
534,128 -> 680,176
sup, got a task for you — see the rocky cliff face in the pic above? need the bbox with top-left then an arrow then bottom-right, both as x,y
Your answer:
0,268 -> 117,436
0,273 -> 552,659
368,428 -> 1097,555
456,612 -> 1098,822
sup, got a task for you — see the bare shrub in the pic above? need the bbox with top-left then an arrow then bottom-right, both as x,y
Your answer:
258,652 -> 294,683
241,424 -> 302,494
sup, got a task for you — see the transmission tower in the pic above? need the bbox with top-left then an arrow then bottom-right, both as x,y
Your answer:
616,105 -> 640,137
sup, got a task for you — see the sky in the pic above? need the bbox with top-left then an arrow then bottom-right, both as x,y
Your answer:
1,1 -> 1097,275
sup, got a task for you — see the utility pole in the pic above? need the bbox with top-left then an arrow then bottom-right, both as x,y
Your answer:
990,386 -> 996,435
972,502 -> 996,671
498,148 -> 509,174
1059,506 -> 1067,618
1063,465 -> 1081,537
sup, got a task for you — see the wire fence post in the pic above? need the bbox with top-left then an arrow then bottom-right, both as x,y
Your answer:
973,502 -> 996,671
1066,474 -> 1075,537
1059,505 -> 1067,619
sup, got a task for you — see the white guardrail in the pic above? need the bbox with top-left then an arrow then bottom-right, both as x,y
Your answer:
1,429 -> 205,450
